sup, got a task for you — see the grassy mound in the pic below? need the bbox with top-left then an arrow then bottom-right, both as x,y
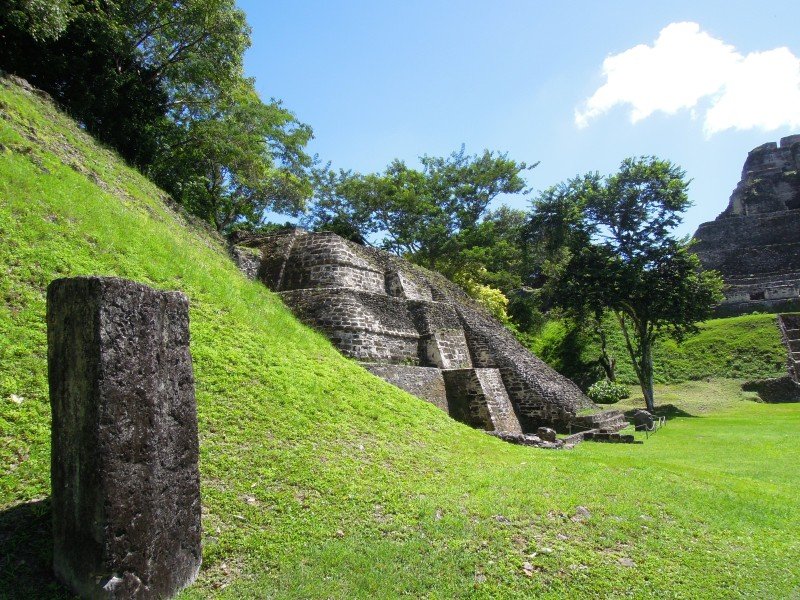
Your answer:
1,77 -> 799,598
532,313 -> 786,389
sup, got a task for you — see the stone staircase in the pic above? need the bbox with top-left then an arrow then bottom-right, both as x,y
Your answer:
442,368 -> 523,435
569,409 -> 628,433
778,313 -> 800,383
777,313 -> 800,382
563,409 -> 636,445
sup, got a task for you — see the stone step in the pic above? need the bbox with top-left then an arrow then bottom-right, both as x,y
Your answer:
488,431 -> 566,449
443,368 -> 524,436
561,431 -> 590,445
570,410 -> 628,433
582,431 -> 636,444
788,339 -> 800,351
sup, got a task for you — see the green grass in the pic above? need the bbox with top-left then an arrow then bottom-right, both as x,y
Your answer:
1,76 -> 799,598
532,312 -> 787,388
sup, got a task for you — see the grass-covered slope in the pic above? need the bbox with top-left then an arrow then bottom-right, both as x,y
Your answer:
1,76 -> 799,598
532,312 -> 786,388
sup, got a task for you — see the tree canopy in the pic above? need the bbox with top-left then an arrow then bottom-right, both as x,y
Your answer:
305,147 -> 533,268
304,149 -> 541,324
0,0 -> 314,231
530,157 -> 724,410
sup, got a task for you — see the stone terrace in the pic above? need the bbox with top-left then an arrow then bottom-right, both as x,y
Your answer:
693,135 -> 800,313
231,229 -> 626,439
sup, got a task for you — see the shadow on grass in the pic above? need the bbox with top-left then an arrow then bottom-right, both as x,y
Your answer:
0,498 -> 73,599
623,404 -> 698,421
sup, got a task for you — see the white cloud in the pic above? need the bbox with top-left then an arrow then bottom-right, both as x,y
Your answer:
575,22 -> 800,136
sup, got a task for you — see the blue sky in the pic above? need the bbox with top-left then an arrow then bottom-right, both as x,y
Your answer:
237,1 -> 800,237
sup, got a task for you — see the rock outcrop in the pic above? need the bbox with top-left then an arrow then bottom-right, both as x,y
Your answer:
693,135 -> 800,313
231,229 -> 625,436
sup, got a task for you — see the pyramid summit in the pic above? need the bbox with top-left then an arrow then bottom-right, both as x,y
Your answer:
693,135 -> 800,313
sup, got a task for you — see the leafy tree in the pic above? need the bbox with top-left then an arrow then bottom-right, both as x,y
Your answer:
0,0 -> 314,229
530,157 -> 723,411
115,0 -> 250,118
305,148 -> 533,268
151,83 -> 313,232
0,2 -> 169,164
2,0 -> 75,41
452,269 -> 512,324
454,206 -> 530,289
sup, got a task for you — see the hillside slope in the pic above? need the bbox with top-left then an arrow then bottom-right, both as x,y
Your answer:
532,313 -> 786,389
1,76 -> 799,598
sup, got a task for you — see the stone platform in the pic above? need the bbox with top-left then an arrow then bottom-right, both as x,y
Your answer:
231,229 -> 625,437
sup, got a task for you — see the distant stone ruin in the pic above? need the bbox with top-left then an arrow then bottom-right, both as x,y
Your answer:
47,277 -> 201,599
231,229 -> 626,441
693,135 -> 800,313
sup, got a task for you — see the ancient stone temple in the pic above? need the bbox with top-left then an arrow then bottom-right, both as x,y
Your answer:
693,135 -> 800,313
231,229 -> 625,439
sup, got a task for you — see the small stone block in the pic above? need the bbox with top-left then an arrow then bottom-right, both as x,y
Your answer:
47,277 -> 201,599
536,427 -> 557,442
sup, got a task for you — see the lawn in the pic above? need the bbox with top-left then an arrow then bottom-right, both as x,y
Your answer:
531,312 -> 787,388
1,75 -> 799,598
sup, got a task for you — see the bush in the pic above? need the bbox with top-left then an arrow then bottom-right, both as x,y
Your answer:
453,270 -> 511,324
587,379 -> 630,404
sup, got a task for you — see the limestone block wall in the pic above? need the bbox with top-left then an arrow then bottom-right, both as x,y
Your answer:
442,368 -> 522,434
362,364 -> 448,411
233,229 -> 606,434
280,288 -> 421,364
421,331 -> 472,369
693,135 -> 800,313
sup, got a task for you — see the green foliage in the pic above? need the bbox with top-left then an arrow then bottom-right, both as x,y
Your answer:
587,379 -> 629,404
452,270 -> 511,324
532,313 -> 787,386
305,148 -> 532,267
0,2 -> 170,164
531,157 -> 725,410
0,0 -> 313,230
2,0 -> 75,41
1,77 -> 800,599
150,84 -> 313,231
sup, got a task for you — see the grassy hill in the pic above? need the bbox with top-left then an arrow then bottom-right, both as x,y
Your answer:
1,76 -> 799,598
531,312 -> 787,390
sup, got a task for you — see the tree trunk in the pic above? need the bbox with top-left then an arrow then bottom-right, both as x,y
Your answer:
639,336 -> 655,412
616,311 -> 655,412
595,318 -> 616,381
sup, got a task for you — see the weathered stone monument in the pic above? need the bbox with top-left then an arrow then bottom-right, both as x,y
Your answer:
230,229 -> 626,440
47,277 -> 201,598
693,135 -> 800,313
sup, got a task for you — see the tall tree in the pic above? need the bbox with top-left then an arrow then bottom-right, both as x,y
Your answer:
305,147 -> 533,269
0,0 -> 314,228
152,83 -> 313,232
531,157 -> 724,411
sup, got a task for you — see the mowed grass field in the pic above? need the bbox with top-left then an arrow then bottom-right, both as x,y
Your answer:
1,77 -> 799,598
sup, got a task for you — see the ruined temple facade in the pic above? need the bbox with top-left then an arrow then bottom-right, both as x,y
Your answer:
231,230 -> 625,437
693,135 -> 800,313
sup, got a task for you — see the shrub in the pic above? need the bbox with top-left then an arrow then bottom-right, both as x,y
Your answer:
587,379 -> 630,404
453,270 -> 511,324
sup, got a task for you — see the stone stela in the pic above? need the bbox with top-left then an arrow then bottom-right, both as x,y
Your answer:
231,229 -> 627,443
47,277 -> 201,599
